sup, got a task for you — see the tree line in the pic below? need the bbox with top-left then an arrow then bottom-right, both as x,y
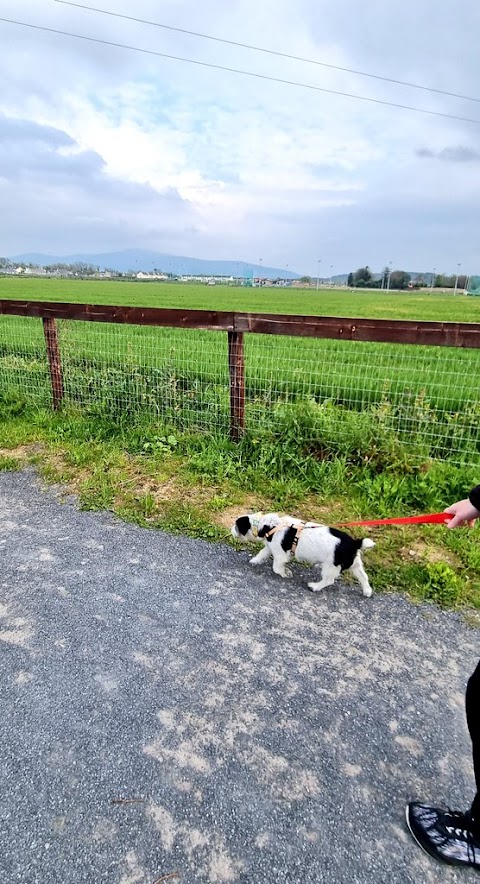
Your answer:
347,266 -> 468,290
0,258 -> 102,274
0,259 -> 171,277
347,266 -> 411,289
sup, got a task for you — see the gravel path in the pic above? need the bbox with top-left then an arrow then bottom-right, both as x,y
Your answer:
0,470 -> 479,883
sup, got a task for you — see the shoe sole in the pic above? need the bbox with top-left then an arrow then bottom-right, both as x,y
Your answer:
405,805 -> 480,872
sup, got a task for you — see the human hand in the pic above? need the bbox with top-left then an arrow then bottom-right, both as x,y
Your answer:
444,498 -> 480,529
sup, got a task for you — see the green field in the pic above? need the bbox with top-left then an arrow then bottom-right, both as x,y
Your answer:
2,275 -> 480,321
1,277 -> 480,466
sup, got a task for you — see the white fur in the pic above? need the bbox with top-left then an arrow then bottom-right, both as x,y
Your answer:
232,513 -> 375,597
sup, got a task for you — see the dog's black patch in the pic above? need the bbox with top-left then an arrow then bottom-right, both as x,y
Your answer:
329,527 -> 363,571
235,515 -> 252,537
258,523 -> 273,541
281,525 -> 297,553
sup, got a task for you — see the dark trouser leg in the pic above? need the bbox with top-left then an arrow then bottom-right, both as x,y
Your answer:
466,659 -> 480,823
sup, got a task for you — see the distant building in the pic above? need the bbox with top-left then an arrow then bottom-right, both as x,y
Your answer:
136,271 -> 168,280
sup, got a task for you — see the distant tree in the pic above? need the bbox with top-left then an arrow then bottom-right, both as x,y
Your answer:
347,272 -> 354,287
435,273 -> 468,290
300,275 -> 312,283
353,266 -> 373,286
434,274 -> 451,288
389,270 -> 411,290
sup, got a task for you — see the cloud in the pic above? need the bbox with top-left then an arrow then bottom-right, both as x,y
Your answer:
0,113 -> 196,256
416,146 -> 480,162
0,115 -> 103,180
0,116 -> 74,148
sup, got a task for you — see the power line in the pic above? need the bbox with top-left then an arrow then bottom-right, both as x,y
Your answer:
54,0 -> 480,106
1,17 -> 480,126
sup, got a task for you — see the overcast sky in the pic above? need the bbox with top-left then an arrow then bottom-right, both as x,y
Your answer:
1,0 -> 479,275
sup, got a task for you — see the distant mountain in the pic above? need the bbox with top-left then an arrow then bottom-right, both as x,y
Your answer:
11,249 -> 301,280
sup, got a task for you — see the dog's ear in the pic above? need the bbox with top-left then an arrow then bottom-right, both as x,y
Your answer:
235,515 -> 252,537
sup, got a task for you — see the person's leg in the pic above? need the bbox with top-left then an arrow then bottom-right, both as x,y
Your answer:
405,658 -> 480,868
466,659 -> 480,825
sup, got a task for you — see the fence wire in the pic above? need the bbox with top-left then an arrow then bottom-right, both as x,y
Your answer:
1,313 -> 480,466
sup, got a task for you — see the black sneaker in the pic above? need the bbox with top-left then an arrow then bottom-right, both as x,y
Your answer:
406,801 -> 480,869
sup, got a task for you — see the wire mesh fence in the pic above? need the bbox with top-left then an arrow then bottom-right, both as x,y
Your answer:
0,314 -> 52,407
1,305 -> 480,466
244,333 -> 480,465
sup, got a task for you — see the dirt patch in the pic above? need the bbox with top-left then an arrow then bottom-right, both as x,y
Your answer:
401,540 -> 460,567
122,473 -> 180,503
119,472 -> 225,511
296,498 -> 343,523
0,443 -> 44,459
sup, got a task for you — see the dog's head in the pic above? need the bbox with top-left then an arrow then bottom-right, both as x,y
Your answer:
231,512 -> 264,542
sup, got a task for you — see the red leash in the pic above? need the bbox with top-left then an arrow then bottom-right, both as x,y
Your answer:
338,512 -> 453,528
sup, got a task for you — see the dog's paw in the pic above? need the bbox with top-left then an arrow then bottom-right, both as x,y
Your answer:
249,557 -> 262,566
362,586 -> 373,598
308,582 -> 322,592
283,567 -> 293,579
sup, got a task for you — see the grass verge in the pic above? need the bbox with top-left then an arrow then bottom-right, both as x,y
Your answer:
1,395 -> 479,612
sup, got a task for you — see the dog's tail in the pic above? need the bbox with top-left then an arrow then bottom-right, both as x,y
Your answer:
360,538 -> 375,551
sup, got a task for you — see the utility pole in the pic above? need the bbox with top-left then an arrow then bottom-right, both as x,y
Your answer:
454,262 -> 461,296
386,261 -> 393,292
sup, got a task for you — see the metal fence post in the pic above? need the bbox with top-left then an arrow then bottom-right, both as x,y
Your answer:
42,317 -> 64,410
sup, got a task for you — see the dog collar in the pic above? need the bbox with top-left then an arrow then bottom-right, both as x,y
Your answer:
250,512 -> 263,534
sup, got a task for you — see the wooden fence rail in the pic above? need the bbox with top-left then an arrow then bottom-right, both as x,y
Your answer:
2,299 -> 480,439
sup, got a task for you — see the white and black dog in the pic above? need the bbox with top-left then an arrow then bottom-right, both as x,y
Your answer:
231,512 -> 375,597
